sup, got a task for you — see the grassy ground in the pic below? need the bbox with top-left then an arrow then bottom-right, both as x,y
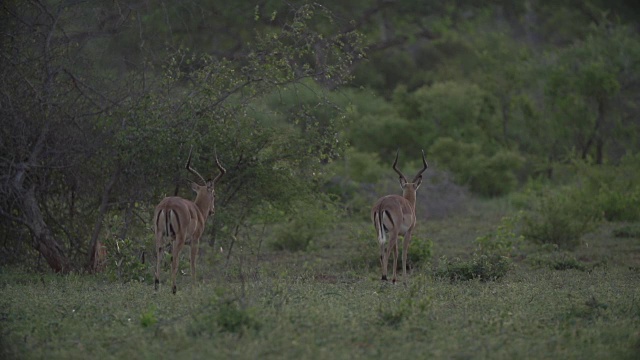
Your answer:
1,200 -> 639,359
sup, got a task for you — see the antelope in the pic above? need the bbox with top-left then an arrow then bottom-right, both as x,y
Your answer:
371,150 -> 428,283
153,148 -> 226,294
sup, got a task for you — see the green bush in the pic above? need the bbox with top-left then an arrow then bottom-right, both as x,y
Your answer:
521,186 -> 601,250
476,213 -> 524,257
527,250 -> 602,272
188,298 -> 260,337
269,201 -> 339,252
434,253 -> 512,282
613,224 -> 640,238
377,283 -> 430,328
104,236 -> 149,283
407,238 -> 434,267
139,305 -> 158,328
576,155 -> 640,222
429,137 -> 524,197
215,300 -> 260,334
589,172 -> 640,222
596,186 -> 640,221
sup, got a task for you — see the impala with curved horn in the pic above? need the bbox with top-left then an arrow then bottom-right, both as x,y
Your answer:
153,148 -> 226,294
371,150 -> 428,283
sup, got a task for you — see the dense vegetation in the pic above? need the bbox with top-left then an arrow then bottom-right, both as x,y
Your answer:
1,1 -> 639,358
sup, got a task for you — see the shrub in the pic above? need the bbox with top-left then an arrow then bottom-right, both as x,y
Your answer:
188,298 -> 260,337
139,305 -> 158,328
429,137 -> 524,197
579,155 -> 640,222
521,186 -> 601,250
269,200 -> 339,252
377,283 -> 430,328
613,224 -> 640,238
407,238 -> 434,267
104,236 -> 149,283
476,213 -> 523,257
527,249 -> 604,272
434,253 -> 511,282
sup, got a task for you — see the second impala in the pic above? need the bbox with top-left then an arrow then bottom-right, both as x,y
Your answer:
153,148 -> 226,294
371,150 -> 428,283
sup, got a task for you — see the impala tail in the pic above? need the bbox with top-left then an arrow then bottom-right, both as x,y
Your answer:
375,209 -> 387,245
157,209 -> 180,239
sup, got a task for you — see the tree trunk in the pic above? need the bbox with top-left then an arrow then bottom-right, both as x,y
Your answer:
22,186 -> 70,273
582,98 -> 606,164
87,166 -> 121,272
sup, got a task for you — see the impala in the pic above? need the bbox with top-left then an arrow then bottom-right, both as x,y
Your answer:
153,148 -> 225,294
371,150 -> 428,283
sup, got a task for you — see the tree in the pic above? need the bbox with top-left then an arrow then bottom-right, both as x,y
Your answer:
0,1 -> 364,272
0,1 -> 135,271
545,22 -> 640,164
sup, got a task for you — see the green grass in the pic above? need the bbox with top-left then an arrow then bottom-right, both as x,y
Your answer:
2,200 -> 639,359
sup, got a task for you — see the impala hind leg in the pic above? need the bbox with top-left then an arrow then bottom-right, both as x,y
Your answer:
380,241 -> 388,281
154,245 -> 162,290
391,238 -> 399,284
171,238 -> 184,295
190,240 -> 198,287
383,235 -> 398,282
402,232 -> 412,281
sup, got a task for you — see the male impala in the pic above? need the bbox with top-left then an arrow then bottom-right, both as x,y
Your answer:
371,150 -> 428,283
153,148 -> 225,294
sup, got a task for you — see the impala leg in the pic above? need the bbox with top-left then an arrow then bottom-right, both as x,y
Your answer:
380,241 -> 388,281
171,238 -> 184,295
155,242 -> 162,291
391,237 -> 399,284
384,236 -> 395,282
402,232 -> 412,281
385,233 -> 398,284
190,239 -> 198,287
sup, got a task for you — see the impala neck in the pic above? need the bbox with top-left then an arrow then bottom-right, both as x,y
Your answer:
194,196 -> 212,219
403,188 -> 417,210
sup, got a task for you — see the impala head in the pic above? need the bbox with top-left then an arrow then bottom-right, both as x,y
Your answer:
392,149 -> 428,197
186,147 -> 226,216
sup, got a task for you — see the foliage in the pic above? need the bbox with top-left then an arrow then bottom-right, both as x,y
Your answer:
269,199 -> 341,252
87,211 -> 150,283
139,305 -> 158,328
103,236 -> 149,284
577,155 -> 640,222
429,137 -> 524,196
527,251 -> 594,272
188,297 -> 261,336
0,1 -> 364,272
434,253 -> 512,282
613,224 -> 640,238
323,148 -> 386,218
407,238 -> 434,267
543,23 -> 640,163
476,213 -> 524,257
377,282 -> 430,328
394,81 -> 502,148
521,184 -> 602,250
2,198 -> 640,359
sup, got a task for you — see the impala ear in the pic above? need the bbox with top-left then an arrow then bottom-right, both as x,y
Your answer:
399,176 -> 408,189
190,181 -> 200,193
414,176 -> 423,189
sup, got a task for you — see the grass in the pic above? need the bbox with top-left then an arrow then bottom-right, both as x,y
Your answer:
1,199 -> 639,359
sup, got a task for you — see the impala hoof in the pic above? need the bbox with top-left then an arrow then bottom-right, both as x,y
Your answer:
381,275 -> 388,281
154,279 -> 159,290
172,285 -> 177,294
